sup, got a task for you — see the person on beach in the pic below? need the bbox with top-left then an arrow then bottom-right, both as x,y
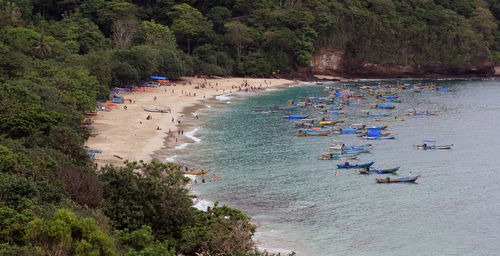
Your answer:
181,130 -> 183,135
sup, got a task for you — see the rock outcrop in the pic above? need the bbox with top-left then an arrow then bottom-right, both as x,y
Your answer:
309,47 -> 495,78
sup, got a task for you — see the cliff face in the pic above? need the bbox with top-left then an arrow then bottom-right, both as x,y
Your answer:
309,47 -> 495,78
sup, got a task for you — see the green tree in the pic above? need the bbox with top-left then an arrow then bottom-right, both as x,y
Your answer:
99,161 -> 194,241
168,3 -> 213,54
26,209 -> 117,256
180,202 -> 256,255
224,21 -> 254,63
133,20 -> 176,49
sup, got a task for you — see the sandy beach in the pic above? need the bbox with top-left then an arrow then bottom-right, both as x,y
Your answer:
85,77 -> 298,167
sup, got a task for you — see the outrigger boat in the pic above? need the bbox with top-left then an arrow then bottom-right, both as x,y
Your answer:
283,114 -> 309,119
337,162 -> 375,169
317,153 -> 361,160
375,118 -> 405,122
376,176 -> 419,183
359,113 -> 389,117
363,135 -> 395,140
183,170 -> 209,175
357,167 -> 400,174
415,140 -> 453,149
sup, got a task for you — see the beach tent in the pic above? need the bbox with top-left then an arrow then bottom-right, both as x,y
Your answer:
150,76 -> 167,80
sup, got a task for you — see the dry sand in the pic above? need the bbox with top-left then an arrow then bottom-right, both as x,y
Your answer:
85,77 -> 298,167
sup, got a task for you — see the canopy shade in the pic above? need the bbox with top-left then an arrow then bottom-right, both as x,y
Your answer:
150,76 -> 167,80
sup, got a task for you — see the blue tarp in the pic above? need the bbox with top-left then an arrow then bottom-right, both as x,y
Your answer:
150,76 -> 167,80
111,98 -> 124,104
367,129 -> 382,136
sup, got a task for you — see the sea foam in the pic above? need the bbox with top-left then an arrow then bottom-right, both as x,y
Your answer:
215,94 -> 232,101
165,155 -> 177,162
185,127 -> 201,143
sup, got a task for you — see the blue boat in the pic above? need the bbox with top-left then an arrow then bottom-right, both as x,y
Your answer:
358,167 -> 399,174
283,115 -> 308,119
365,136 -> 395,140
337,161 -> 375,169
376,105 -> 395,109
333,128 -> 361,134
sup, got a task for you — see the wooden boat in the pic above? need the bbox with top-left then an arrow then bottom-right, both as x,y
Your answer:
298,131 -> 331,136
337,162 -> 375,169
416,140 -> 453,150
375,118 -> 405,122
85,111 -> 98,116
317,153 -> 360,160
357,167 -> 400,174
183,170 -> 209,175
333,128 -> 363,134
364,136 -> 395,140
328,149 -> 369,155
359,113 -> 389,117
372,105 -> 395,109
283,114 -> 308,119
416,144 -> 453,149
376,176 -> 419,183
328,145 -> 373,152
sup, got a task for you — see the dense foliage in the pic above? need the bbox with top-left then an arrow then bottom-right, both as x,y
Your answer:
0,0 -> 497,254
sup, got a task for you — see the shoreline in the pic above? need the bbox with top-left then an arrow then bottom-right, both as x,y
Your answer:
86,77 -> 299,168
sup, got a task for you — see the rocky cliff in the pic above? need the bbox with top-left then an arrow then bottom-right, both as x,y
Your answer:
309,47 -> 495,78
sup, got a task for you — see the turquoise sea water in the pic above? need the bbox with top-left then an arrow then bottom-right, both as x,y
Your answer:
175,80 -> 500,256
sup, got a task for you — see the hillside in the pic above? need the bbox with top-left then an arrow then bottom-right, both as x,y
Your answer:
0,0 -> 498,255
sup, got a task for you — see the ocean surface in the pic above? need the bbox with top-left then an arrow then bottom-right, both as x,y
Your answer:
174,79 -> 500,256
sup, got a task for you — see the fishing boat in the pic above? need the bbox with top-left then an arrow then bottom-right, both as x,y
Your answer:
374,118 -> 405,122
415,140 -> 453,149
406,110 -> 438,116
363,135 -> 395,140
319,119 -> 345,126
337,162 -> 375,169
372,105 -> 395,109
283,114 -> 309,119
329,149 -> 369,155
359,113 -> 389,117
328,145 -> 373,152
367,125 -> 389,130
375,176 -> 419,183
357,167 -> 400,174
183,170 -> 209,175
317,152 -> 361,160
332,128 -> 363,134
298,131 -> 331,136
384,99 -> 402,103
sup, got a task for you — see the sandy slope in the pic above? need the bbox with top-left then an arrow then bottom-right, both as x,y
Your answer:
85,77 -> 297,167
